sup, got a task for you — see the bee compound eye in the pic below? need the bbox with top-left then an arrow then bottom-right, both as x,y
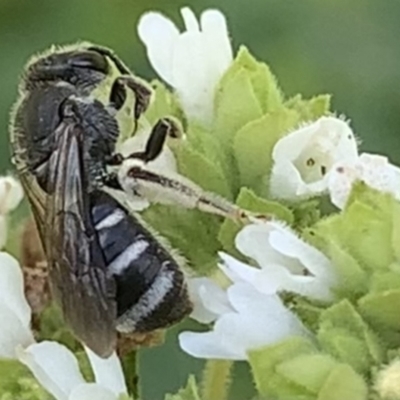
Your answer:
69,50 -> 109,73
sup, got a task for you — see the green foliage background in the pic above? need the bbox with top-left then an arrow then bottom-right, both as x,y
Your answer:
1,1 -> 400,399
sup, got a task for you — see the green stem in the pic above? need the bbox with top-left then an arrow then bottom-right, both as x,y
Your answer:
122,350 -> 139,399
201,360 -> 233,400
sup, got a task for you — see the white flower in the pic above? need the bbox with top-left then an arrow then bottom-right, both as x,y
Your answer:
223,221 -> 337,302
117,120 -> 177,211
0,251 -> 127,400
269,116 -> 359,201
179,219 -> 336,360
328,152 -> 400,209
0,176 -> 23,248
138,7 -> 233,125
0,252 -> 34,358
179,281 -> 308,360
17,343 -> 127,400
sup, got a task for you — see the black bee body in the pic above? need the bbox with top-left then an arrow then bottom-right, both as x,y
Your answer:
91,191 -> 188,333
11,44 -> 191,358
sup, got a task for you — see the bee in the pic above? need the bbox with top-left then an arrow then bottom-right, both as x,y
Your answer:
10,43 -> 192,358
10,43 -> 257,358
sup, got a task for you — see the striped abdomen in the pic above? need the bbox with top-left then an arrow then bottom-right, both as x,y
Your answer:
90,191 -> 191,333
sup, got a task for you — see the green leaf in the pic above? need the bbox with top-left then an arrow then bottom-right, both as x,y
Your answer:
173,138 -> 232,200
304,229 -> 368,300
316,364 -> 368,400
391,200 -> 400,262
248,336 -> 316,398
285,94 -> 331,122
218,187 -> 294,257
314,200 -> 394,272
142,206 -> 221,275
327,241 -> 368,299
230,47 -> 283,113
276,354 -> 337,394
358,289 -> 400,332
165,376 -> 201,400
145,80 -> 183,125
233,108 -> 299,193
317,300 -> 384,373
214,52 -> 263,147
292,199 -> 321,229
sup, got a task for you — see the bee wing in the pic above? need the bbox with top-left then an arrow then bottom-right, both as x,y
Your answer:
40,121 -> 117,357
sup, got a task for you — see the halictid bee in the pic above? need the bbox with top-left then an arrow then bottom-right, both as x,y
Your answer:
10,43 -> 256,358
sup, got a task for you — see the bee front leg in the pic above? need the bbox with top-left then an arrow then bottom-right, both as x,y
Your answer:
118,161 -> 262,224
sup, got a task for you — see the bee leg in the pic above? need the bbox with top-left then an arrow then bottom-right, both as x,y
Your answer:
119,164 -> 262,225
139,117 -> 181,162
117,76 -> 152,120
101,172 -> 123,191
109,78 -> 127,111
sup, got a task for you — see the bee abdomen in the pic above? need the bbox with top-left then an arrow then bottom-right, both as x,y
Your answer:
90,191 -> 191,332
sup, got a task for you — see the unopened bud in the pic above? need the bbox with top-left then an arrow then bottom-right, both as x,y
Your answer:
375,359 -> 400,400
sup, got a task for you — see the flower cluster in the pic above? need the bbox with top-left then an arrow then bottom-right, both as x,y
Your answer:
3,5 -> 400,400
134,7 -> 400,400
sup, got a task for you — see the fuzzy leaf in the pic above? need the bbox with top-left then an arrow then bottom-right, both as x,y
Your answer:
314,198 -> 394,272
214,52 -> 263,147
248,336 -> 316,398
285,94 -> 331,122
358,289 -> 400,331
218,187 -> 294,257
304,229 -> 368,300
173,139 -> 232,200
276,354 -> 337,394
229,46 -> 284,113
165,376 -> 201,400
233,109 -> 299,193
317,300 -> 384,373
316,364 -> 368,400
142,206 -> 221,275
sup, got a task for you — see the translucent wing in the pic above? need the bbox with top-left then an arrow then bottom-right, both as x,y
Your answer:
19,118 -> 117,357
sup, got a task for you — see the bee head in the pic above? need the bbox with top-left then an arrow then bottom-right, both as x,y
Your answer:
25,46 -> 110,89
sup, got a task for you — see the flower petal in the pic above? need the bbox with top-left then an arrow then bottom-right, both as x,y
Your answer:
188,277 -> 231,323
69,383 -> 117,400
181,7 -> 200,32
200,9 -> 233,78
269,160 -> 328,200
219,252 -> 298,296
235,223 -> 304,273
179,329 -> 244,360
328,153 -> 400,209
268,228 -> 333,278
270,117 -> 358,201
171,31 -> 215,124
0,252 -> 31,327
234,223 -> 336,301
17,341 -> 85,400
179,283 -> 308,360
138,12 -> 179,84
84,347 -> 127,396
0,303 -> 34,359
0,176 -> 24,214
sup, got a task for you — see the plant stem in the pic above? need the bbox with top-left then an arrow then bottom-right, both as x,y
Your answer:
123,350 -> 139,399
201,360 -> 233,400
